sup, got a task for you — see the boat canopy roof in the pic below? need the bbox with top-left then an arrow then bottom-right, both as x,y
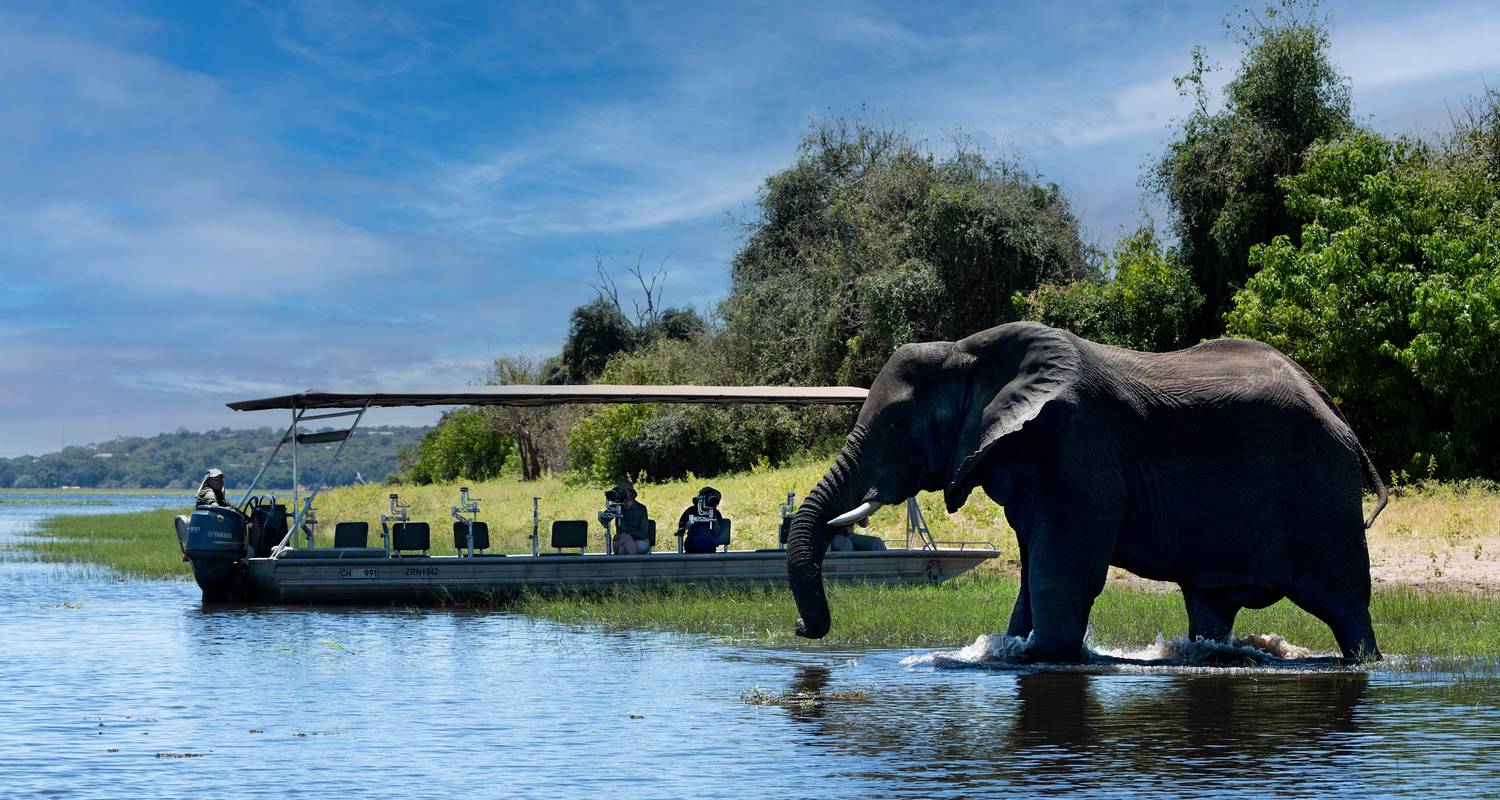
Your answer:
227,385 -> 869,412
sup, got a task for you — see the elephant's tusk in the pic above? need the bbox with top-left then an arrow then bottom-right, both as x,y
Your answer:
828,501 -> 882,528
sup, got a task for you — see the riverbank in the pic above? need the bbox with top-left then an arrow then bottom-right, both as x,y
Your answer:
11,475 -> 1500,655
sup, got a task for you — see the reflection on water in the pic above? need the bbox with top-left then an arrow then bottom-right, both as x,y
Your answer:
2,494 -> 1498,798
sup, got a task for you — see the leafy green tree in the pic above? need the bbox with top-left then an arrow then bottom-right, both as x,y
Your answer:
558,298 -> 637,382
1017,223 -> 1204,351
720,120 -> 1094,387
404,408 -> 512,485
1151,1 -> 1353,337
567,339 -> 817,483
1226,131 -> 1500,477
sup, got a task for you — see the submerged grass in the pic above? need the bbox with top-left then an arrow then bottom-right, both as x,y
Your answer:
14,509 -> 191,579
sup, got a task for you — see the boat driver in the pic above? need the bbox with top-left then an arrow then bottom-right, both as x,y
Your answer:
194,468 -> 231,508
611,479 -> 652,555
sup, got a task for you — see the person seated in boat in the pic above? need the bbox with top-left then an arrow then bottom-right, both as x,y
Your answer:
194,468 -> 231,508
830,517 -> 886,552
676,486 -> 723,554
609,479 -> 652,555
830,530 -> 887,551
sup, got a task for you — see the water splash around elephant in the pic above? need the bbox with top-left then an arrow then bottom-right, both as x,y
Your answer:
902,630 -> 1338,673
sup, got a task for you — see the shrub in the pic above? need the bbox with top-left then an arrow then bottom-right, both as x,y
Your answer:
1017,223 -> 1204,351
1226,131 -> 1500,477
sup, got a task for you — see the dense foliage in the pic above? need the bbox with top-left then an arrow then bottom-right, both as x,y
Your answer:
719,122 -> 1095,387
1226,131 -> 1500,477
567,340 -> 829,483
1149,2 -> 1353,338
1017,224 -> 1204,351
0,426 -> 426,490
399,408 -> 512,485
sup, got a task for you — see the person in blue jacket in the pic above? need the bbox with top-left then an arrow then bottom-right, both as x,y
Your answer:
676,486 -> 723,554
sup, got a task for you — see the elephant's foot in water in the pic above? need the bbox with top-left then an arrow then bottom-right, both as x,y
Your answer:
1182,585 -> 1242,643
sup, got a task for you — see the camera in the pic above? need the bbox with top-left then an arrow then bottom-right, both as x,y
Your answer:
689,486 -> 722,528
599,488 -> 626,522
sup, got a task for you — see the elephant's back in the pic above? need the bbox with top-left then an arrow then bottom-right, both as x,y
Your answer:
1076,336 -> 1362,455
1082,337 -> 1324,408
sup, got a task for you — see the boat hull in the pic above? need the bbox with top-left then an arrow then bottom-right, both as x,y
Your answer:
242,548 -> 996,604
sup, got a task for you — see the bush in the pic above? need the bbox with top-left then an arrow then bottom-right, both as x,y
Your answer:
1226,131 -> 1500,477
1017,224 -> 1204,351
403,408 -> 512,484
566,339 -> 843,483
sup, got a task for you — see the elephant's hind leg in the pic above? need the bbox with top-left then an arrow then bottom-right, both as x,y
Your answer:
1182,586 -> 1239,642
1287,584 -> 1380,662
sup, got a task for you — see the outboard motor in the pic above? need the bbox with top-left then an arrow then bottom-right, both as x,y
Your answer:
184,506 -> 249,602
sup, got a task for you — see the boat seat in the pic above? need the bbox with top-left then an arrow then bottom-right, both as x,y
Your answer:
453,521 -> 491,553
333,521 -> 369,549
391,522 -> 430,556
551,520 -> 589,554
278,547 -> 386,559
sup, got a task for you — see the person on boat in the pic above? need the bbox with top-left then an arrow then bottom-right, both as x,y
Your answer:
611,479 -> 652,555
194,468 -> 231,508
830,524 -> 887,552
676,486 -> 723,554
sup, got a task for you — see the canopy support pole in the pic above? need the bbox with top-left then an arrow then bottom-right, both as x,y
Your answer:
236,417 -> 298,507
274,401 -> 369,553
290,406 -> 300,536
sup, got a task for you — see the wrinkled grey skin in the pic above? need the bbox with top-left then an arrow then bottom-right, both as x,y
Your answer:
787,322 -> 1387,663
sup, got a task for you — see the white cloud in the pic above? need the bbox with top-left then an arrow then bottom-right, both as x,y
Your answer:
1334,5 -> 1500,90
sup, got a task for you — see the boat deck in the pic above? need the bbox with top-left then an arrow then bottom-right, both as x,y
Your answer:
245,547 -> 997,603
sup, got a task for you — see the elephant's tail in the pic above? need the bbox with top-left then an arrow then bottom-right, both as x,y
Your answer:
1297,365 -> 1388,528
1314,387 -> 1388,528
1356,439 -> 1388,529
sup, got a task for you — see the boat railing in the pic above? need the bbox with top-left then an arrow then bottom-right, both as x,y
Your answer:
925,540 -> 999,552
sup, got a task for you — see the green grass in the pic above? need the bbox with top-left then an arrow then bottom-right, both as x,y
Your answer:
16,509 -> 192,580
513,573 -> 1500,656
12,470 -> 1500,658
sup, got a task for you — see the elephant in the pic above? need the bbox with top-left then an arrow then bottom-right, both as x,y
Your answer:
786,322 -> 1388,663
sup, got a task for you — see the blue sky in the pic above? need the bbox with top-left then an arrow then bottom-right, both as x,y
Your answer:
2,0 -> 1498,457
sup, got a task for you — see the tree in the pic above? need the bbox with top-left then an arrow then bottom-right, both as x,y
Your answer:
1226,131 -> 1500,477
403,408 -> 511,484
720,120 -> 1094,387
558,298 -> 637,383
557,254 -> 705,382
489,355 -> 577,480
1151,1 -> 1353,338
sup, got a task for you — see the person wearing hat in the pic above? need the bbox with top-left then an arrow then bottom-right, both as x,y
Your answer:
195,468 -> 231,508
676,485 -> 724,554
611,478 -> 652,555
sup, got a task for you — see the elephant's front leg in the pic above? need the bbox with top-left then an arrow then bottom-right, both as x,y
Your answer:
1006,537 -> 1032,638
1022,505 -> 1122,663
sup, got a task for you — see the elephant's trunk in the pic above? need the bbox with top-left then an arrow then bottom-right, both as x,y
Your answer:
787,425 -> 869,639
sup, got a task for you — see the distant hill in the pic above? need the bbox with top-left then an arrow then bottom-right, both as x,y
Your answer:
0,426 -> 428,490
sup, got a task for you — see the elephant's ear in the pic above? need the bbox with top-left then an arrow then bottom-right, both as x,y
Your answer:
944,324 -> 1082,512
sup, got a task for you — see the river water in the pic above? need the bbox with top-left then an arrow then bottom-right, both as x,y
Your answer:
2,492 -> 1498,798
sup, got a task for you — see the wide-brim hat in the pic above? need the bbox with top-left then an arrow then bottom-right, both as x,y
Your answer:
613,478 -> 636,498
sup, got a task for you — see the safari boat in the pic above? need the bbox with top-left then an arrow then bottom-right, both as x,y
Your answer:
173,386 -> 997,604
